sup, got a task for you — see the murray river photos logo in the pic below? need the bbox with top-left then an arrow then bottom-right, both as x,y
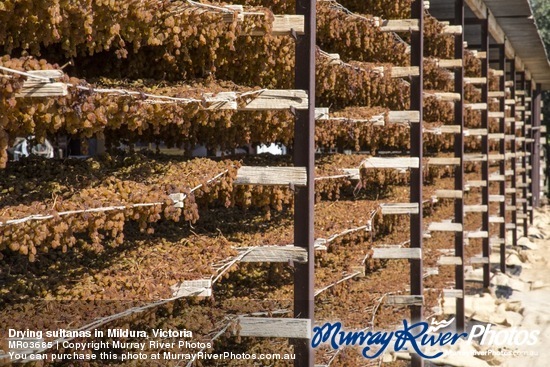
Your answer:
311,318 -> 540,360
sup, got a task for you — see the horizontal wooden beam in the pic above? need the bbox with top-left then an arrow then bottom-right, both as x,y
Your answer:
464,77 -> 487,85
203,89 -> 308,110
435,189 -> 463,199
380,203 -> 419,215
464,204 -> 487,212
465,128 -> 487,136
464,154 -> 487,162
16,81 -> 68,98
489,216 -> 505,223
171,279 -> 212,297
428,222 -> 463,232
466,180 -> 486,187
467,231 -> 488,238
437,256 -> 462,265
427,157 -> 461,166
436,59 -> 462,69
438,125 -> 461,134
238,246 -> 307,263
426,92 -> 461,101
386,295 -> 423,306
389,110 -> 420,123
373,247 -> 422,259
465,103 -> 487,110
488,91 -> 505,98
362,157 -> 419,169
236,317 -> 311,339
488,111 -> 505,118
235,166 -> 307,186
380,19 -> 420,32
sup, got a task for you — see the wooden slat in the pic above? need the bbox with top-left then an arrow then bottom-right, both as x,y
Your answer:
436,59 -> 462,68
489,195 -> 505,202
465,128 -> 488,136
427,157 -> 460,166
362,157 -> 419,169
489,174 -> 505,181
506,223 -> 516,230
437,256 -> 462,265
438,125 -> 461,134
235,166 -> 306,186
470,256 -> 489,264
373,247 -> 422,259
428,92 -> 461,101
465,103 -> 487,110
505,188 -> 517,194
315,107 -> 330,120
488,133 -> 505,140
505,117 -> 516,123
488,154 -> 505,161
488,111 -> 505,118
464,205 -> 487,212
443,289 -> 464,298
27,69 -> 64,80
389,110 -> 420,123
271,15 -> 305,36
239,246 -> 307,263
16,82 -> 68,98
389,66 -> 420,78
380,19 -> 420,32
467,231 -> 488,238
435,189 -> 463,198
489,216 -> 505,223
488,91 -> 505,98
464,77 -> 487,85
516,105 -> 526,111
242,90 -> 308,110
466,180 -> 486,187
380,203 -> 419,215
490,69 -> 504,76
237,317 -> 311,339
490,237 -> 506,245
505,99 -> 516,105
428,222 -> 463,232
171,279 -> 212,297
386,295 -> 423,306
464,154 -> 487,162
442,25 -> 463,35
475,51 -> 487,59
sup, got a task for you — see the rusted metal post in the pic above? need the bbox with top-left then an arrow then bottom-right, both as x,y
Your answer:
481,18 -> 490,288
410,2 -> 424,365
533,84 -> 542,207
509,59 -> 518,249
498,44 -> 507,273
294,1 -> 315,366
454,0 -> 465,333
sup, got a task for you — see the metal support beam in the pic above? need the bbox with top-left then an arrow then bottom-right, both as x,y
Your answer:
509,59 -> 518,249
519,72 -> 528,235
410,2 -> 424,367
454,0 -> 465,333
498,44 -> 507,274
533,84 -> 542,207
480,18 -> 490,289
294,1 -> 315,366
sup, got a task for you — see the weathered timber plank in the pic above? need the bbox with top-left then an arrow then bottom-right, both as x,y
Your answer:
435,190 -> 463,198
235,166 -> 307,186
380,19 -> 420,32
238,246 -> 307,263
362,157 -> 419,169
380,203 -> 419,215
427,157 -> 461,166
373,247 -> 422,259
16,82 -> 68,98
389,110 -> 420,123
386,295 -> 423,306
428,222 -> 463,232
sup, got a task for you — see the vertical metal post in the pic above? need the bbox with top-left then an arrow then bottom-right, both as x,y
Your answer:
480,19 -> 490,288
526,79 -> 534,224
533,84 -> 542,207
509,59 -> 518,249
410,2 -> 423,366
519,72 -> 528,235
498,45 -> 507,273
454,0 -> 465,333
294,1 -> 315,366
